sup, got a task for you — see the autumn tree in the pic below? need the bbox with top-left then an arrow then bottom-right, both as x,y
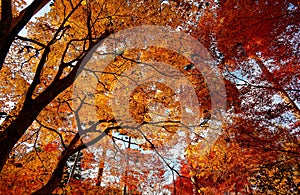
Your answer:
0,0 -> 209,194
2,0 -> 298,194
186,0 -> 300,194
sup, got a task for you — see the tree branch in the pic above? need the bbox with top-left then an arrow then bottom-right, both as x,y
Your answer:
0,0 -> 51,69
250,55 -> 300,120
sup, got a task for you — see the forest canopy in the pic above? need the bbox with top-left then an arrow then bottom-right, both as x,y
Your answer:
0,0 -> 299,194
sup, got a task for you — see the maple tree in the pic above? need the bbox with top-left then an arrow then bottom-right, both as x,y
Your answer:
1,0 -> 299,194
186,0 -> 300,194
165,160 -> 195,195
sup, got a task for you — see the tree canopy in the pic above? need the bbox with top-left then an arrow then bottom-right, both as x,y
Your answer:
0,0 -> 299,194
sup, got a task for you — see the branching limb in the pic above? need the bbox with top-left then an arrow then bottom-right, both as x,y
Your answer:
35,119 -> 67,149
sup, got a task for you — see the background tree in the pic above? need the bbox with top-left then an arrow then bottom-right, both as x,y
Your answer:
187,0 -> 300,194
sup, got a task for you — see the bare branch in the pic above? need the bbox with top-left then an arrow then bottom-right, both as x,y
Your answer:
35,119 -> 67,149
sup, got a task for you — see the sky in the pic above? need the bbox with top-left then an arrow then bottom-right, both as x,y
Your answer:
20,0 -> 51,36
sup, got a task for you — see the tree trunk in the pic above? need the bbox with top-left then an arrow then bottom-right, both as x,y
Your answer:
96,149 -> 107,186
0,29 -> 110,172
0,71 -> 77,171
32,126 -> 111,194
252,55 -> 300,120
32,150 -> 73,195
32,134 -> 80,194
